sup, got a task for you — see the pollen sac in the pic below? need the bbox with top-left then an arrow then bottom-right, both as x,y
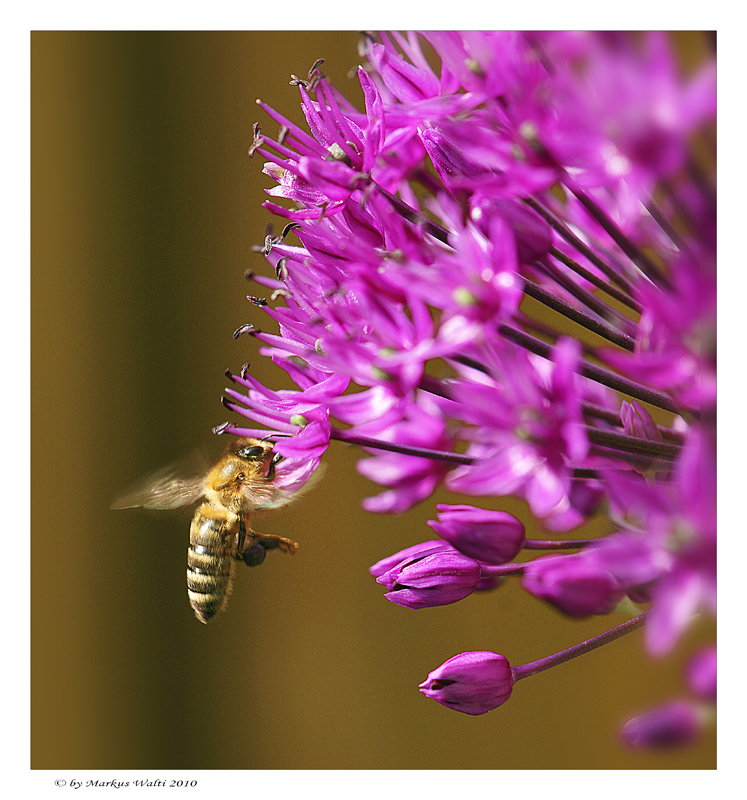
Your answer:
243,541 -> 268,567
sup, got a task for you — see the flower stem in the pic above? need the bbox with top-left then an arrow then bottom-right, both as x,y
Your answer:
548,246 -> 642,313
559,172 -> 671,290
644,194 -> 691,256
480,563 -> 526,577
523,196 -> 636,297
375,183 -> 452,244
497,323 -> 680,414
330,428 -> 474,465
512,612 -> 648,682
523,538 -> 595,550
530,257 -> 637,329
585,426 -> 680,460
520,275 -> 636,351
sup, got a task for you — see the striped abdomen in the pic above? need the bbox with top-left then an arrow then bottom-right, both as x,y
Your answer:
187,503 -> 238,623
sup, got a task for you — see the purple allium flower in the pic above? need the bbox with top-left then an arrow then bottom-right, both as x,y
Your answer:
355,393 -> 454,513
419,651 -> 514,715
619,700 -> 704,749
427,503 -> 525,564
444,336 -> 592,529
221,31 -> 716,744
600,430 -> 716,656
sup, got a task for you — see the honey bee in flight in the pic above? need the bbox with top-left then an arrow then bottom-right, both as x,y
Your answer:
113,437 -> 300,623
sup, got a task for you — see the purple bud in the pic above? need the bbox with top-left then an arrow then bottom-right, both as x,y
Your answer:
427,503 -> 525,564
620,400 -> 665,473
421,127 -> 491,191
376,547 -> 482,609
567,479 -> 605,518
340,201 -> 385,249
619,700 -> 703,749
686,647 -> 716,702
471,198 -> 553,265
368,540 -> 446,579
522,554 -> 625,617
620,399 -> 664,442
419,651 -> 514,715
475,574 -> 506,592
297,156 -> 366,202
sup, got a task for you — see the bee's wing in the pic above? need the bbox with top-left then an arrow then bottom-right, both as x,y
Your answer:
244,463 -> 327,511
241,482 -> 294,512
112,464 -> 206,510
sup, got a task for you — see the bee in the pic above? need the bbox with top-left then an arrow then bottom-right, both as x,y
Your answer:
112,437 -> 300,623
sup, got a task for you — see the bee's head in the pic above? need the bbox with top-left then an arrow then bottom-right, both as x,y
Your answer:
226,437 -> 284,481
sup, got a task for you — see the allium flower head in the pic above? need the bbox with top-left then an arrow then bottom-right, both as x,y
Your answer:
222,31 -> 716,751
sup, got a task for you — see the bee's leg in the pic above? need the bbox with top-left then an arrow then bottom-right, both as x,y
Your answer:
235,517 -> 263,567
253,532 -> 298,555
241,536 -> 297,566
239,516 -> 297,567
236,515 -> 247,555
243,520 -> 298,557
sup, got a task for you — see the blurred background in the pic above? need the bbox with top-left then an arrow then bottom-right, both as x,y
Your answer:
31,31 -> 715,771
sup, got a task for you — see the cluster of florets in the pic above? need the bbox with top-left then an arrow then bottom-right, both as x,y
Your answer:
217,32 -> 716,748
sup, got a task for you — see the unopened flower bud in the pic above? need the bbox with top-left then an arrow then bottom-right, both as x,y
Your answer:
376,546 -> 482,609
420,127 -> 490,191
368,540 -> 446,579
522,554 -> 624,617
427,503 -> 525,564
619,700 -> 703,749
686,647 -> 716,702
297,155 -> 366,201
471,197 -> 552,265
419,651 -> 514,715
621,400 -> 665,473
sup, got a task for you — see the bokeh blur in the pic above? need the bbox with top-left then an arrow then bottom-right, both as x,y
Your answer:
31,31 -> 715,770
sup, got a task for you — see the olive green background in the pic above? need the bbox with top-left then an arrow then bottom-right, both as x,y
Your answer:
31,31 -> 715,770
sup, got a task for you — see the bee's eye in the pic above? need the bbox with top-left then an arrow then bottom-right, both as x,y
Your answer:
236,472 -> 246,482
237,445 -> 266,460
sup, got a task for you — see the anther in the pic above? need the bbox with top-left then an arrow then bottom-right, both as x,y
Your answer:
233,323 -> 260,338
309,58 -> 325,77
281,222 -> 301,239
275,257 -> 289,280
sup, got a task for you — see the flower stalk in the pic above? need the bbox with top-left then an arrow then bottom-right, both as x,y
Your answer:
512,612 -> 649,682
